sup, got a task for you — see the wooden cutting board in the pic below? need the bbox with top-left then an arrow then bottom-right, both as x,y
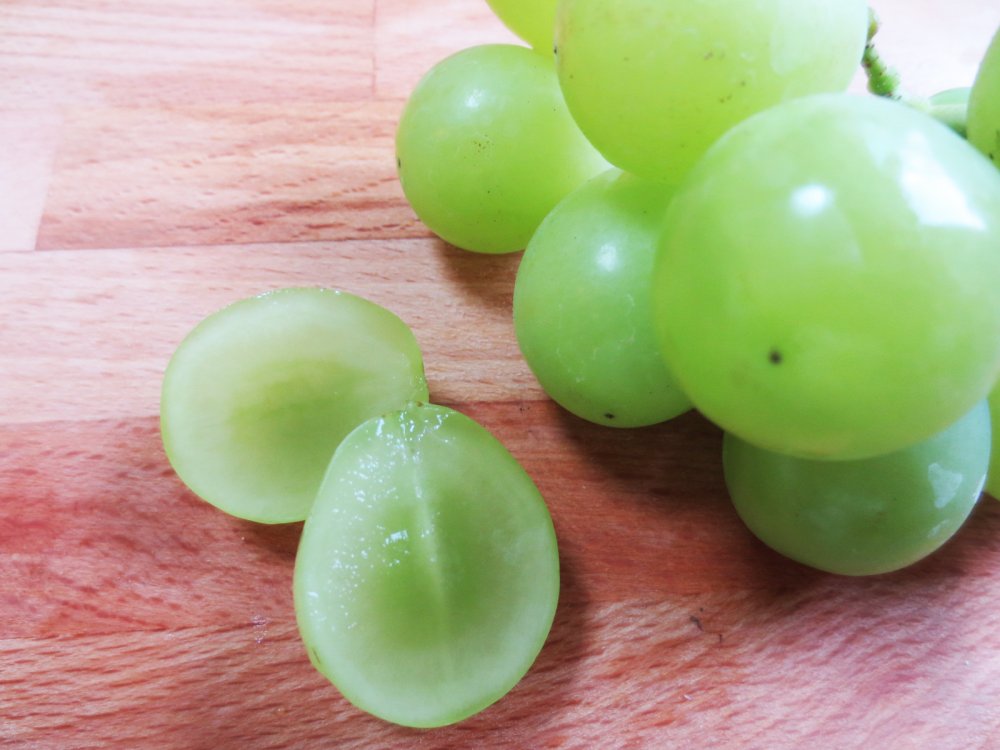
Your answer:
3,1 -> 1000,747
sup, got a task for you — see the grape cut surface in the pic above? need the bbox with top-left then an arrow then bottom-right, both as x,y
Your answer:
294,403 -> 560,728
160,288 -> 429,524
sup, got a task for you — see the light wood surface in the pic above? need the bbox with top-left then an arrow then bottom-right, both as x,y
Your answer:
3,2 -> 1000,748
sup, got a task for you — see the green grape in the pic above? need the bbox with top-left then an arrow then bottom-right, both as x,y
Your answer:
485,0 -> 558,54
723,400 -> 990,576
969,27 -> 1000,167
513,169 -> 691,427
652,93 -> 1000,461
396,44 -> 607,254
554,0 -> 868,182
927,87 -> 970,138
987,386 -> 1000,499
160,288 -> 429,524
294,403 -> 559,728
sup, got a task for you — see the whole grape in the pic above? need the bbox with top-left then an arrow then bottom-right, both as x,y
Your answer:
724,401 -> 990,576
514,169 -> 691,427
396,44 -> 606,253
969,27 -> 1000,167
653,93 -> 1000,460
554,0 -> 868,182
485,0 -> 558,54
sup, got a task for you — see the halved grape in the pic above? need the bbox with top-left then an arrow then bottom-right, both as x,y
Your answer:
396,44 -> 607,253
513,169 -> 691,427
653,93 -> 1000,460
554,0 -> 868,181
294,403 -> 559,727
160,288 -> 429,524
484,0 -> 558,54
969,26 -> 1000,167
724,400 -> 990,576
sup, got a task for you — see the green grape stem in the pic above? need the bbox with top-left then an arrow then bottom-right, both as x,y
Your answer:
862,8 -> 903,99
861,8 -> 967,135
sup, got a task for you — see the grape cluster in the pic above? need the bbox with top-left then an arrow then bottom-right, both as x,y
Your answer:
397,1 -> 1000,578
159,3 -> 1000,732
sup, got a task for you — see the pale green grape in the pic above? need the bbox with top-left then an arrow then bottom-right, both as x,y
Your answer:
160,288 -> 429,524
485,0 -> 558,54
513,169 -> 691,427
294,403 -> 559,728
724,400 -> 990,576
396,44 -> 607,253
987,386 -> 1000,498
969,26 -> 1000,167
927,87 -> 970,138
653,93 -> 1000,460
554,0 -> 868,182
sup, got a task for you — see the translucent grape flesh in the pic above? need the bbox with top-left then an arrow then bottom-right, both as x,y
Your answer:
653,93 -> 1000,460
724,401 -> 990,576
294,403 -> 560,728
554,0 -> 868,181
513,169 -> 691,427
968,27 -> 1000,167
396,44 -> 606,253
160,288 -> 429,524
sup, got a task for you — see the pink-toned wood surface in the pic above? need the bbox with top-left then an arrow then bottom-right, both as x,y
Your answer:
2,2 -> 1000,748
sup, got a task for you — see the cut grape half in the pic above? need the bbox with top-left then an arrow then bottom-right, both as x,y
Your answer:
294,403 -> 560,727
160,287 -> 429,524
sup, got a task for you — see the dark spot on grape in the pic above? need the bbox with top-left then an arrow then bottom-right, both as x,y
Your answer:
396,155 -> 401,170
553,44 -> 558,55
604,412 -> 615,420
769,349 -> 783,365
704,51 -> 714,60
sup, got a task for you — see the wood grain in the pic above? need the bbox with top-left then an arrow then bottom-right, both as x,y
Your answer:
2,1 -> 1000,748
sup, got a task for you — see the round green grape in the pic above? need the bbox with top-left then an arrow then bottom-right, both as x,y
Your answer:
987,386 -> 1000,499
724,400 -> 990,576
294,403 -> 559,727
969,26 -> 1000,167
653,93 -> 1000,460
513,169 -> 691,427
485,0 -> 558,54
554,0 -> 868,182
396,44 -> 607,253
160,288 -> 429,524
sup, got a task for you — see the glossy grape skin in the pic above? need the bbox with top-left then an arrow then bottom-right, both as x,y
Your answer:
396,44 -> 607,253
987,387 -> 1000,499
554,0 -> 868,182
294,403 -> 559,728
160,288 -> 429,524
652,93 -> 1000,461
513,169 -> 691,427
485,0 -> 558,54
969,27 -> 1000,167
723,400 -> 990,576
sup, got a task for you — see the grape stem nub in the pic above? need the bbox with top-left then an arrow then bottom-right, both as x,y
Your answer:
862,8 -> 903,100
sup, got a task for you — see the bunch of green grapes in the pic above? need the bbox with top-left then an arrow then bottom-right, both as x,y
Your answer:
397,2 -> 1000,580
159,0 -> 1000,733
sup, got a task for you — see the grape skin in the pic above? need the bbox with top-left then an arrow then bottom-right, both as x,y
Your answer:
652,93 -> 1000,460
396,44 -> 607,253
724,401 -> 990,576
554,0 -> 869,182
968,27 -> 1000,167
514,169 -> 691,427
